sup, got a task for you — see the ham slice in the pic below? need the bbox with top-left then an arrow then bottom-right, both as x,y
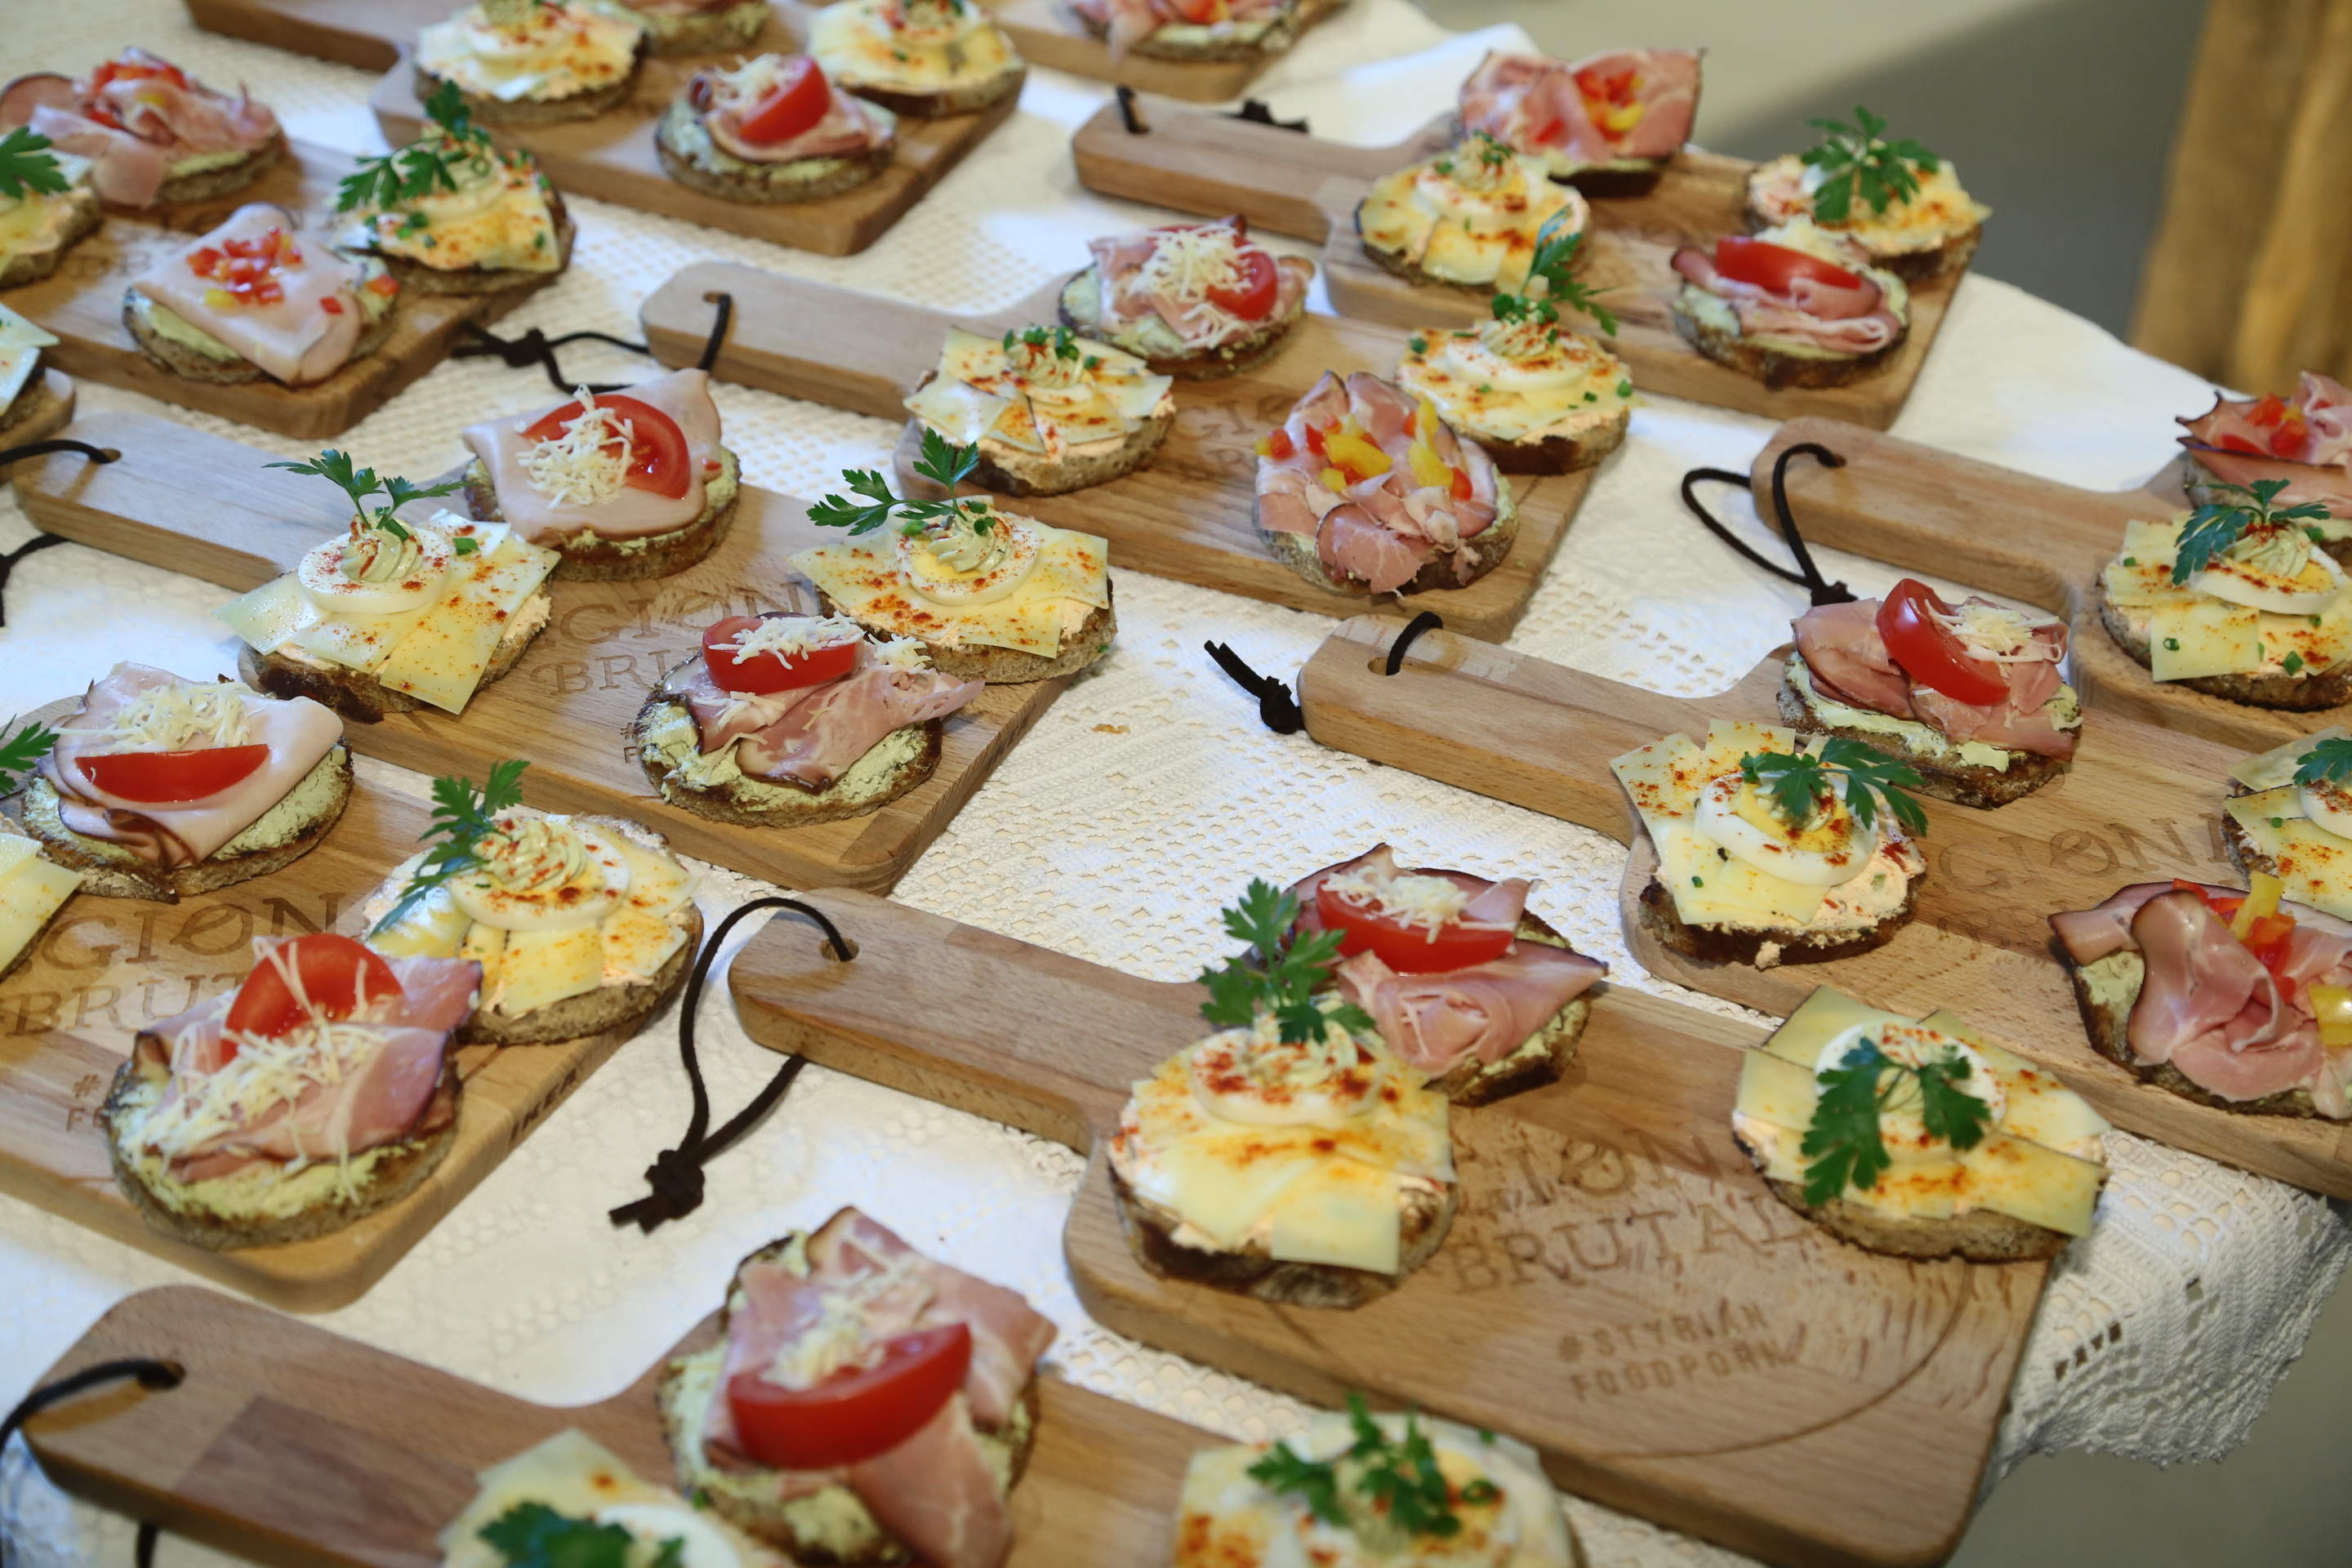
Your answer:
1459,49 -> 1701,166
461,368 -> 722,546
662,643 -> 980,788
687,59 -> 893,164
1071,0 -> 1290,58
37,663 -> 344,869
1790,595 -> 2076,760
2179,372 -> 2352,512
1671,244 -> 1901,354
131,205 -> 367,385
0,50 -> 278,208
1084,217 -> 1313,352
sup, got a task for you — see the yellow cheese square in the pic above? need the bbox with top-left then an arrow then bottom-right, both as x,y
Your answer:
2146,599 -> 2262,680
1651,821 -> 1828,928
612,836 -> 695,920
1153,1131 -> 1326,1250
1266,1161 -> 1403,1274
1699,718 -> 1796,782
0,853 -> 79,969
216,574 -> 323,657
1915,1009 -> 2112,1151
1421,220 -> 1510,285
1735,1049 -> 1821,1134
2100,557 -> 2195,610
370,883 -> 472,960
602,908 -> 686,986
374,535 -> 556,714
1610,732 -> 1706,820
2225,808 -> 2352,919
2120,517 -> 2181,556
2232,729 -> 2341,792
0,833 -> 37,883
1764,987 -> 1908,1067
492,925 -> 604,1016
1959,1133 -> 2105,1236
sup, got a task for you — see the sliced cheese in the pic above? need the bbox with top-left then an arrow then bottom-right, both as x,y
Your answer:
2233,728 -> 2345,791
1735,1047 -> 1821,1134
2120,517 -> 2182,557
612,835 -> 695,920
791,522 -> 1109,659
372,532 -> 556,713
1149,1125 -> 1328,1250
0,304 -> 59,410
903,375 -> 1009,446
216,574 -> 326,657
1763,987 -> 1909,1067
1650,818 -> 1829,926
2101,555 -> 2196,610
369,881 -> 472,959
492,924 -> 604,1016
1955,1132 -> 2105,1236
1263,1161 -> 1404,1274
2225,792 -> 2352,918
0,844 -> 79,971
601,906 -> 686,985
2146,599 -> 2262,680
0,833 -> 38,883
1699,718 -> 1795,781
1915,1008 -> 2114,1151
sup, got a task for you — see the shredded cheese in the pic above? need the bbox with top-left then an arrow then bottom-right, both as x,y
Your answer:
1140,225 -> 1244,303
715,614 -> 866,662
759,1248 -> 935,1388
871,635 -> 932,673
519,387 -> 631,506
105,682 -> 252,751
1937,601 -> 2063,663
1321,863 -> 1472,935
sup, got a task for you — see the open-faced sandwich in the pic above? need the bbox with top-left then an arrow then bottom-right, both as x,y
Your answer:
461,368 -> 738,580
635,612 -> 982,826
808,0 -> 1026,118
336,82 -> 572,296
100,933 -> 479,1250
1668,220 -> 1909,388
1782,581 -> 2078,807
1355,131 -> 1589,299
1108,879 -> 1456,1308
0,304 -> 65,440
1254,370 -> 1515,596
1175,1395 -> 1578,1567
0,128 -> 100,288
659,1208 -> 1059,1566
1057,216 -> 1312,380
363,761 -> 701,1047
1394,213 -> 1632,474
0,722 -> 82,984
1746,105 -> 1985,282
1290,844 -> 1606,1105
1072,0 -> 1298,64
903,323 -> 1174,497
443,1429 -> 791,1568
125,203 -> 401,390
0,48 -> 281,209
795,434 -> 1116,681
221,453 -> 559,723
417,0 -> 647,126
24,663 -> 349,902
2097,479 -> 2352,710
1457,47 -> 1702,194
2178,373 -> 2352,547
2221,729 -> 2352,925
1613,721 -> 1930,969
585,0 -> 769,56
658,52 -> 898,204
1733,987 -> 2109,1260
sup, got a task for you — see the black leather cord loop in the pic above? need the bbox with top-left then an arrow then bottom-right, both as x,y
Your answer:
0,440 -> 111,630
608,898 -> 847,1232
452,321 -> 650,394
1381,610 -> 1444,675
2,1357 -> 183,1568
696,291 -> 735,373
1227,98 -> 1309,133
1204,639 -> 1303,734
1114,85 -> 1146,133
1677,445 -> 1856,607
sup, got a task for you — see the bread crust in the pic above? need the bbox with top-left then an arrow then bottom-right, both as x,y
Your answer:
1734,1147 -> 2070,1262
464,454 -> 740,581
463,898 -> 702,1047
841,64 -> 1024,119
902,380 -> 1172,498
1054,264 -> 1304,381
1470,404 -> 1628,476
2096,582 -> 2352,710
1635,865 -> 1920,969
608,0 -> 768,55
1775,662 -> 2070,807
1669,291 -> 1904,389
0,186 -> 102,288
0,371 -> 73,444
353,200 -> 576,296
812,588 -> 1114,684
653,100 -> 896,204
414,58 -> 642,126
1110,1163 -> 1457,1309
1254,479 -> 1520,597
1557,160 -> 1667,198
633,690 -> 944,827
2056,938 -> 2321,1118
237,592 -> 550,723
1070,5 -> 1297,60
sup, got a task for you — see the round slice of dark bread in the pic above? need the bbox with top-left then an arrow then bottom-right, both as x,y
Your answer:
839,63 -> 1024,119
613,0 -> 767,54
1775,664 -> 2071,808
124,283 -> 398,388
1635,866 -> 1921,969
1735,1151 -> 2071,1262
2056,942 -> 2323,1119
1255,482 -> 1520,598
1110,1164 -> 1457,1309
1467,403 -> 1629,476
1669,293 -> 1905,389
2096,585 -> 2352,710
238,594 -> 550,723
1054,264 -> 1305,381
1557,160 -> 1667,198
653,100 -> 897,204
0,187 -> 102,287
634,691 -> 944,827
464,452 -> 740,581
415,58 -> 642,126
1071,7 -> 1296,61
358,201 -> 576,296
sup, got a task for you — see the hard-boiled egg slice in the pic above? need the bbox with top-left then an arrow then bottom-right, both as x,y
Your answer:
1187,1027 -> 1379,1128
1693,771 -> 1882,887
450,819 -> 629,933
1814,1021 -> 2006,1165
895,514 -> 1040,608
2192,544 -> 2347,614
296,517 -> 455,615
2301,774 -> 2352,840
595,1503 -> 746,1568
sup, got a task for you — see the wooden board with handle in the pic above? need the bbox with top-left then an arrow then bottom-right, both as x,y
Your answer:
0,777 -> 642,1311
638,261 -> 1592,639
1750,416 -> 2345,753
4,142 -> 541,440
1295,612 -> 2352,1198
725,886 -> 2048,1568
1068,100 -> 1959,429
7,411 -> 1068,894
24,1285 -> 1207,1564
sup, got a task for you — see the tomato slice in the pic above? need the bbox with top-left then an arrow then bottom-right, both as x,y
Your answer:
1713,235 -> 1864,293
702,614 -> 861,694
223,934 -> 404,1047
91,57 -> 189,94
735,56 -> 832,145
1874,579 -> 2012,706
78,744 -> 271,804
522,394 -> 692,501
1206,248 -> 1280,319
1315,880 -> 1515,974
727,1322 -> 970,1471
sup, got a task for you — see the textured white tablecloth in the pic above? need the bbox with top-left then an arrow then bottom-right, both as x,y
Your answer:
2,4 -> 2349,1566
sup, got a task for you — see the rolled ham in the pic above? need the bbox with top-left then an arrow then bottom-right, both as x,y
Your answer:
1671,243 -> 1903,355
130,205 -> 368,386
1459,48 -> 1701,166
0,50 -> 278,208
462,368 -> 723,545
1790,595 -> 2076,759
662,640 -> 980,788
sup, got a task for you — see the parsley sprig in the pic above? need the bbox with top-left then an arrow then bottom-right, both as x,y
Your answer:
2171,476 -> 2335,584
479,1501 -> 683,1568
1000,323 -> 1080,361
1489,208 -> 1619,338
336,80 -> 489,213
368,760 -> 530,938
1247,1394 -> 1500,1539
1801,1036 -> 1993,1206
269,449 -> 466,540
0,127 -> 69,203
810,428 -> 997,538
1800,105 -> 1940,222
1740,737 -> 1927,836
1197,880 -> 1374,1045
0,719 -> 58,794
2294,734 -> 2352,787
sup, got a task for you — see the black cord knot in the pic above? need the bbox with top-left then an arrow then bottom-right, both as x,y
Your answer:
612,1146 -> 706,1231
453,321 -> 651,394
1205,639 -> 1303,733
1679,441 -> 1856,606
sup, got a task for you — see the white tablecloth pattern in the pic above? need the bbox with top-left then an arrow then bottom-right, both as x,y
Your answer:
2,4 -> 2350,1566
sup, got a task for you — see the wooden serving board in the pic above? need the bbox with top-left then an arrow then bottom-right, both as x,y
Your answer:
727,889 -> 2046,1568
1295,613 -> 2352,1198
986,0 -> 1348,104
0,781 -> 641,1311
1,142 -> 540,441
7,411 -> 1067,893
638,262 -> 1593,638
1750,417 -> 2352,755
370,6 -> 1018,260
1068,100 -> 1960,430
25,1285 -> 1206,1564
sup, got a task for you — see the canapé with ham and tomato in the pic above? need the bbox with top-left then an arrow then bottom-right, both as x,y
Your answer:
1057,216 -> 1314,379
1668,220 -> 1909,389
902,323 -> 1174,497
1745,105 -> 1986,282
335,82 -> 572,295
1070,0 -> 1302,64
416,0 -> 646,126
807,0 -> 1025,119
0,47 -> 281,209
2178,372 -> 2352,559
1456,47 -> 1702,196
658,52 -> 899,204
1354,131 -> 1590,298
0,127 -> 99,292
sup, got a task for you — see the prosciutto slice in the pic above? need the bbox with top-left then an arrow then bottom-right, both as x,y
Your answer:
1790,595 -> 2075,759
0,50 -> 278,208
37,663 -> 344,869
2178,372 -> 2352,512
1459,49 -> 1701,165
1670,244 -> 1902,354
1084,216 -> 1312,352
686,59 -> 893,164
1071,0 -> 1290,58
127,946 -> 478,1182
700,1208 -> 1056,1568
662,641 -> 980,788
131,205 -> 367,386
461,368 -> 723,545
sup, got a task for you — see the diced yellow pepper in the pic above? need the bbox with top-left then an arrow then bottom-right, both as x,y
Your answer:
1323,424 -> 1391,479
1321,466 -> 1349,495
203,287 -> 236,310
2309,982 -> 2352,1047
2231,871 -> 2283,940
1407,437 -> 1452,491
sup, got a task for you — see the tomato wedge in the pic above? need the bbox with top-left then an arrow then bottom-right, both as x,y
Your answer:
223,934 -> 403,1047
702,615 -> 860,694
78,744 -> 270,804
1714,235 -> 1864,293
1206,248 -> 1280,319
1172,0 -> 1227,20
727,1322 -> 970,1470
735,56 -> 831,145
522,394 -> 692,501
1316,880 -> 1514,974
1875,579 -> 2011,706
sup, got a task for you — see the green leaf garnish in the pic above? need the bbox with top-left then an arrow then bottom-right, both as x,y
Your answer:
1801,1036 -> 1993,1206
1245,1395 -> 1480,1539
1738,737 -> 1928,838
1196,880 -> 1373,1045
1799,105 -> 1940,222
2294,734 -> 2352,787
368,760 -> 530,938
269,450 -> 465,530
336,79 -> 489,213
1000,323 -> 1080,361
0,719 -> 58,794
0,127 -> 69,203
1487,211 -> 1619,337
808,429 -> 996,537
2171,476 -> 2336,584
478,1499 -> 681,1568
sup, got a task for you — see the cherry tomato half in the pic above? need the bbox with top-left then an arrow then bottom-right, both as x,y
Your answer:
736,56 -> 832,145
1315,879 -> 1515,974
1874,578 -> 2012,706
522,394 -> 692,501
1713,235 -> 1864,294
78,744 -> 270,804
223,934 -> 403,1048
701,614 -> 861,694
726,1322 -> 970,1471
1206,248 -> 1280,320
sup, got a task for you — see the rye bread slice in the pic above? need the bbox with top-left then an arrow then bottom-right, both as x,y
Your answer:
238,590 -> 550,723
1054,263 -> 1307,381
464,452 -> 740,581
1634,860 -> 1922,970
1468,403 -> 1628,476
633,688 -> 944,827
1111,1162 -> 1457,1309
653,100 -> 897,204
1775,662 -> 2071,808
837,62 -> 1024,119
605,0 -> 767,55
1731,1138 -> 2074,1262
148,134 -> 287,207
815,590 -> 1116,684
1669,290 -> 1905,390
0,186 -> 102,288
1069,4 -> 1297,62
2096,581 -> 2352,710
1255,479 -> 1520,598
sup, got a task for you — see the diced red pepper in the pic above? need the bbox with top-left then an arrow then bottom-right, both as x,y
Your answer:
319,296 -> 344,315
1258,427 -> 1294,461
1303,421 -> 1328,459
365,272 -> 401,297
1449,466 -> 1472,502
